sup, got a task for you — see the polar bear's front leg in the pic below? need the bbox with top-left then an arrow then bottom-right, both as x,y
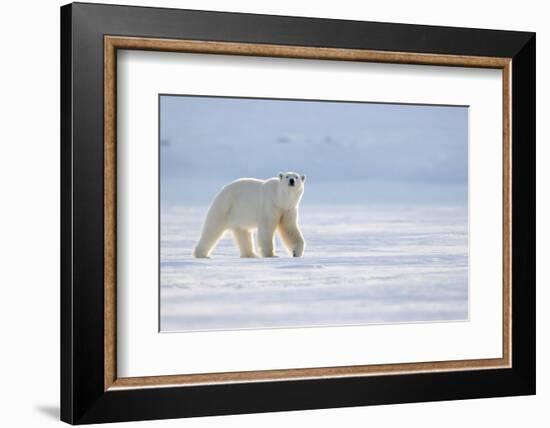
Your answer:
278,208 -> 305,257
257,220 -> 278,258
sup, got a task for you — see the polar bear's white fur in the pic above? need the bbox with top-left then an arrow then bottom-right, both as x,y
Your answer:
193,172 -> 306,258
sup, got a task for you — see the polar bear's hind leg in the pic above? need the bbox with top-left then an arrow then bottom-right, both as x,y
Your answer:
193,195 -> 230,258
193,221 -> 226,258
232,229 -> 257,258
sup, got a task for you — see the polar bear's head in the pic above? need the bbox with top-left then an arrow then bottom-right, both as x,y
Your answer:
277,171 -> 306,208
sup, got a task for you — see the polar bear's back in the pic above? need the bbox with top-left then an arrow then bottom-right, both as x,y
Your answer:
215,178 -> 276,229
225,177 -> 263,194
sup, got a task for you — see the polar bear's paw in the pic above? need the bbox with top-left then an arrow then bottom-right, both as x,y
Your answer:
239,252 -> 258,258
193,246 -> 211,259
292,247 -> 304,257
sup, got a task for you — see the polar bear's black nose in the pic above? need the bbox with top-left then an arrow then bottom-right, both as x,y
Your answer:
289,178 -> 295,186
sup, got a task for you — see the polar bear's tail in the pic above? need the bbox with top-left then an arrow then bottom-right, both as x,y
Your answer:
193,191 -> 231,258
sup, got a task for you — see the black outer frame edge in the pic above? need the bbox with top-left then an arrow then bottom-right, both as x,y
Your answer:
70,1 -> 533,57
79,370 -> 534,425
60,2 -> 536,424
510,34 -> 536,392
60,4 -> 74,425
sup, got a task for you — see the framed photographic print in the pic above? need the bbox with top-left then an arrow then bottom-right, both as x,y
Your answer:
60,2 -> 536,424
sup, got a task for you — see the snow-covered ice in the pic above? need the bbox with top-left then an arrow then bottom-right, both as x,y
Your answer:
160,204 -> 468,332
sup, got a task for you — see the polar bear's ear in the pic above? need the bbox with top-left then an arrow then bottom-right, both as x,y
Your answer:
279,173 -> 284,180
301,175 -> 306,182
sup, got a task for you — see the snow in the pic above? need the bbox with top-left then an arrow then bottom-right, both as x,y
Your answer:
160,203 -> 468,332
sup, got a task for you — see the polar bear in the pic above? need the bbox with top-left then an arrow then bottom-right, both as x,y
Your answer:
193,172 -> 306,258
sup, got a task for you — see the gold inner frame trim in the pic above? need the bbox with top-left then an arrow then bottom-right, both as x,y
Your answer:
104,35 -> 512,391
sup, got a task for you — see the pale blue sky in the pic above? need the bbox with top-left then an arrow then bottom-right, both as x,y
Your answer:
160,95 -> 468,205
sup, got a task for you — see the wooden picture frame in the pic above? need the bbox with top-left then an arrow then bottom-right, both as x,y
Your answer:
61,2 -> 535,424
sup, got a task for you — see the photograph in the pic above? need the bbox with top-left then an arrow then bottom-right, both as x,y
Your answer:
159,94 -> 469,332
